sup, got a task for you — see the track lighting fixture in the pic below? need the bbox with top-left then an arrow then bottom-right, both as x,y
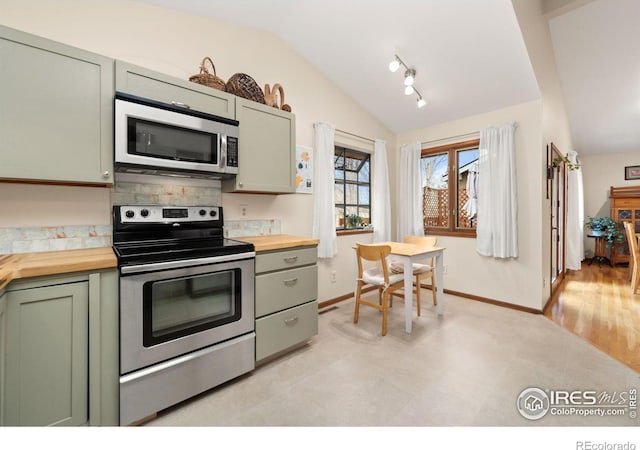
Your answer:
388,54 -> 425,109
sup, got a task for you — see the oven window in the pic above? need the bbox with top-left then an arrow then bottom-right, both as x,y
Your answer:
127,117 -> 218,164
142,269 -> 241,347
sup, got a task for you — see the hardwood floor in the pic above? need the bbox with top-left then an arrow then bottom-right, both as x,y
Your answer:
545,261 -> 640,372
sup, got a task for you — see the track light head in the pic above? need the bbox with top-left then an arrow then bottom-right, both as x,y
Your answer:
417,97 -> 426,108
388,57 -> 400,73
404,85 -> 414,95
404,69 -> 415,86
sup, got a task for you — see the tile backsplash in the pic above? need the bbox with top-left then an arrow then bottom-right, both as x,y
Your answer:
0,225 -> 111,255
224,219 -> 281,238
1,176 -> 282,254
112,174 -> 222,206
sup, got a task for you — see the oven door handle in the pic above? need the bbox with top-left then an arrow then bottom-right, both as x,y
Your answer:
120,251 -> 256,274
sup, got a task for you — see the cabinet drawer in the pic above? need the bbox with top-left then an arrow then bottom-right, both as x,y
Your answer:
256,247 -> 317,273
256,265 -> 317,317
256,301 -> 318,361
115,61 -> 235,119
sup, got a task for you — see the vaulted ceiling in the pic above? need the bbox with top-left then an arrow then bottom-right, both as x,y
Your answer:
133,0 -> 639,156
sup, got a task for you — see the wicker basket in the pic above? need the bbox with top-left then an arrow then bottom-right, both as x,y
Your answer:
225,73 -> 265,104
189,57 -> 226,91
264,83 -> 292,112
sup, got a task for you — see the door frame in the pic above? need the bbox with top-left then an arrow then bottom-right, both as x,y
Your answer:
550,143 -> 567,296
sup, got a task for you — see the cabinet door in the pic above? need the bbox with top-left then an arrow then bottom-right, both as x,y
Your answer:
0,25 -> 114,184
5,282 -> 89,426
115,61 -> 235,119
223,98 -> 296,193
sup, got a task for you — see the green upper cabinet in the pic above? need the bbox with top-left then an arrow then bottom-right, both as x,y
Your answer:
223,97 -> 296,194
115,61 -> 235,120
0,25 -> 114,184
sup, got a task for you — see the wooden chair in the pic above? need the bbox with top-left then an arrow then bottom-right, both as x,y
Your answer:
623,222 -> 639,294
389,235 -> 437,316
353,243 -> 405,336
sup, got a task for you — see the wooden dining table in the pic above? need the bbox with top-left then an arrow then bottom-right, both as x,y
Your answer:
378,241 -> 446,333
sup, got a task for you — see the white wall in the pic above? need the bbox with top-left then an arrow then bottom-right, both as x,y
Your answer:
0,0 -> 395,302
512,0 -> 575,304
398,100 -> 545,311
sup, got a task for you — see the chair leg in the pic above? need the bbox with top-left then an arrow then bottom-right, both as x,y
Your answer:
431,273 -> 437,306
381,290 -> 389,336
354,281 -> 362,324
632,266 -> 639,295
415,275 -> 421,317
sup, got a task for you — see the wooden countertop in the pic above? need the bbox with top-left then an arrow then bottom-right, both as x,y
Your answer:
0,247 -> 117,290
233,234 -> 319,252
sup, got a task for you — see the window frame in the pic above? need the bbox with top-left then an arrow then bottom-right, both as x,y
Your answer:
334,146 -> 372,234
421,139 -> 479,238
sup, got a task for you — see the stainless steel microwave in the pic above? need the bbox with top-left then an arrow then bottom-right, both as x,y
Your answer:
114,92 -> 239,178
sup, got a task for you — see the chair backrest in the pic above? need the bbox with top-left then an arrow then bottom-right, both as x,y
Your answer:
403,235 -> 437,266
403,235 -> 437,248
355,243 -> 392,281
624,222 -> 639,264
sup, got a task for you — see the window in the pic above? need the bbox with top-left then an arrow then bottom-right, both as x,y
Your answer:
421,139 -> 479,237
334,146 -> 371,231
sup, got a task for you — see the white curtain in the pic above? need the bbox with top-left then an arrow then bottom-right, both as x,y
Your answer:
372,139 -> 391,242
565,150 -> 584,270
397,141 -> 424,241
312,122 -> 337,258
476,123 -> 518,258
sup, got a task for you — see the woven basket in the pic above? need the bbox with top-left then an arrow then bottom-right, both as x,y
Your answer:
189,57 -> 226,91
264,83 -> 292,112
226,73 -> 265,104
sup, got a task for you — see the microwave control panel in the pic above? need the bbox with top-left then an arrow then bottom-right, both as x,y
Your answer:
226,136 -> 238,168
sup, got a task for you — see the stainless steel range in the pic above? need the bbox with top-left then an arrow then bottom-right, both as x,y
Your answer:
112,205 -> 255,425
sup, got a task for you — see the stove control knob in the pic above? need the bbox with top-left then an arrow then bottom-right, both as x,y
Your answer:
125,210 -> 135,219
199,209 -> 206,216
140,209 -> 150,218
209,210 -> 217,218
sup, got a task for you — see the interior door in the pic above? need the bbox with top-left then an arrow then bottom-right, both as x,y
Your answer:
550,143 -> 567,295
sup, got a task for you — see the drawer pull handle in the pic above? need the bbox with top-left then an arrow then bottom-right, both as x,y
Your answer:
283,256 -> 298,263
283,277 -> 298,286
284,316 -> 299,326
171,101 -> 191,109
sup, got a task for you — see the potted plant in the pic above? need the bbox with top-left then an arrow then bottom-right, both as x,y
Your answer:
585,216 -> 624,247
345,214 -> 363,229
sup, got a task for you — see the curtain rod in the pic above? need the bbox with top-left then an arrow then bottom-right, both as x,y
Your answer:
421,131 -> 480,146
336,128 -> 376,143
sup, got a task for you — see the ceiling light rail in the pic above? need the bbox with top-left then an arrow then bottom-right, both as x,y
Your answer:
389,54 -> 426,108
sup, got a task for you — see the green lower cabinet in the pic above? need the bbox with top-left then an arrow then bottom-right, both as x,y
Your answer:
254,246 -> 318,362
1,270 -> 119,426
5,282 -> 89,426
255,301 -> 318,361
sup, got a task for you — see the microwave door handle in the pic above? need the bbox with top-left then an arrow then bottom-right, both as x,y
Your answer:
220,134 -> 227,169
